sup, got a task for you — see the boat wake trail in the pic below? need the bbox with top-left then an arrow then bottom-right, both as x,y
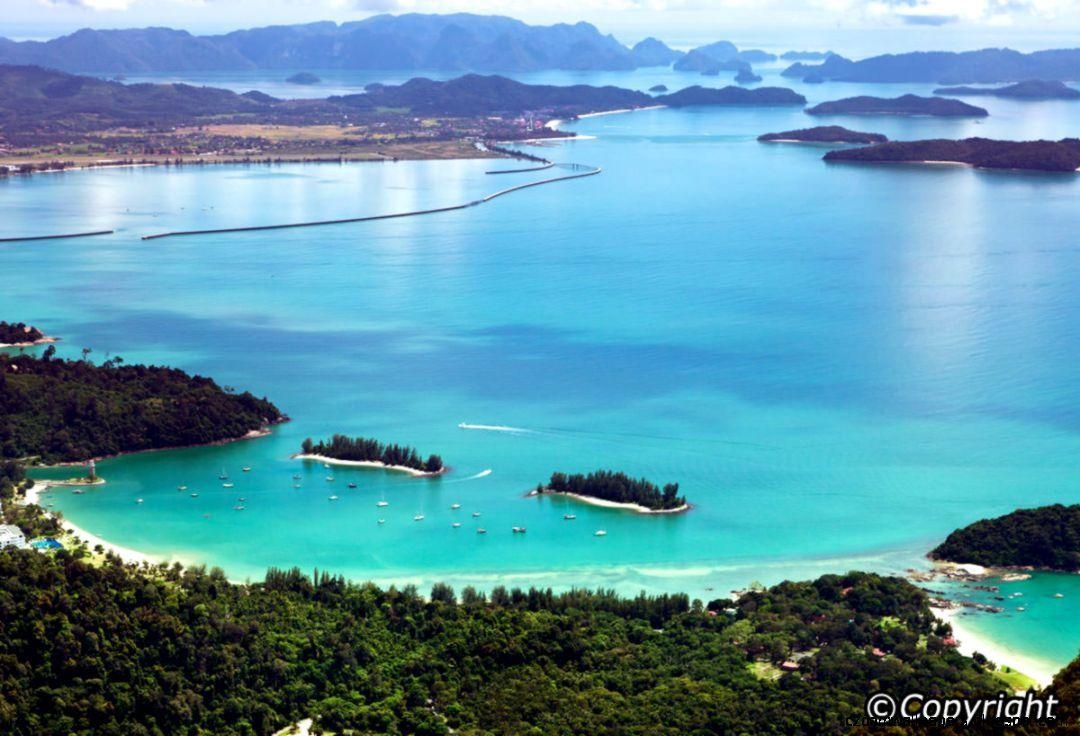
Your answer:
444,468 -> 493,484
457,423 -> 533,434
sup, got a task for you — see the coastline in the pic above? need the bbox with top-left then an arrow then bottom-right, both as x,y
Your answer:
40,426 -> 278,468
545,104 -> 666,132
931,604 -> 1057,688
294,453 -> 447,478
0,336 -> 58,349
21,481 -> 162,566
529,488 -> 690,515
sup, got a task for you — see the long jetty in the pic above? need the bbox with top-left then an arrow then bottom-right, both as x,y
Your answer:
141,164 -> 600,241
0,230 -> 114,244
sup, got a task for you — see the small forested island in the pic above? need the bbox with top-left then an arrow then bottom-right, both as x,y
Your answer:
532,469 -> 687,512
930,504 -> 1080,570
758,125 -> 888,144
648,84 -> 668,93
298,434 -> 445,475
285,71 -> 321,85
824,137 -> 1080,172
807,94 -> 989,117
0,351 -> 284,463
0,321 -> 54,347
934,79 -> 1080,100
734,68 -> 762,84
658,85 -> 806,107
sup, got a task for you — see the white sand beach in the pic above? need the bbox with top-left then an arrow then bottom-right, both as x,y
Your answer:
532,489 -> 689,515
933,605 -> 1058,688
21,481 -> 181,566
295,453 -> 445,477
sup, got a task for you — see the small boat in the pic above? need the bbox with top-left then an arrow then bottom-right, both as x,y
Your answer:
377,518 -> 386,525
512,526 -> 526,534
202,513 -> 212,518
242,467 -> 252,473
594,529 -> 607,537
563,514 -> 576,520
218,469 -> 228,480
292,474 -> 302,480
136,498 -> 144,504
376,500 -> 389,508
1017,606 -> 1027,612
1054,593 -> 1065,598
190,493 -> 199,498
177,485 -> 187,492
413,514 -> 425,521
222,482 -> 235,489
72,489 -> 85,495
328,495 -> 339,501
472,511 -> 481,518
237,497 -> 246,503
450,503 -> 461,510
293,484 -> 301,489
476,528 -> 487,534
348,482 -> 357,489
325,476 -> 335,482
323,463 -> 331,469
452,522 -> 461,528
233,505 -> 246,511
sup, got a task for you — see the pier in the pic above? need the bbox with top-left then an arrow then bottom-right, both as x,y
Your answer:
0,230 -> 114,244
141,164 -> 601,241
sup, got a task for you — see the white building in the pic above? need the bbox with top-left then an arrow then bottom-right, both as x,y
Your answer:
0,524 -> 28,550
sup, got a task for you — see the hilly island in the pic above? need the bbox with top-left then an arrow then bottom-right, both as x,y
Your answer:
0,65 -> 808,173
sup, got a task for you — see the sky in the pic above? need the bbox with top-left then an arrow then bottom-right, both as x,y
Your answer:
5,0 -> 1080,54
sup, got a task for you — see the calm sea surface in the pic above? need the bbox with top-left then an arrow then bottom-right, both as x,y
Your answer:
4,67 -> 1080,673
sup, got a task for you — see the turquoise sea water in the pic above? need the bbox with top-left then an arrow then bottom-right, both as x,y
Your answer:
4,69 -> 1080,673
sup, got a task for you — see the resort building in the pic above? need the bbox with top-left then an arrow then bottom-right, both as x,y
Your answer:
0,524 -> 29,550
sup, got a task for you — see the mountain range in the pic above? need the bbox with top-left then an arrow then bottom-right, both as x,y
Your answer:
783,48 -> 1080,84
0,14 -> 786,77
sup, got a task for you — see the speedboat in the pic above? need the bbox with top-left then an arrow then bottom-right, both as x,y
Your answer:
476,528 -> 487,534
413,514 -> 425,521
376,500 -> 389,508
222,482 -> 234,489
292,474 -> 302,480
135,498 -> 144,504
328,495 -> 339,501
242,467 -> 252,473
450,503 -> 461,510
563,514 -> 576,520
472,511 -> 481,518
594,529 -> 607,537
377,518 -> 386,525
512,526 -> 526,534
177,485 -> 187,491
452,522 -> 461,528
348,482 -> 357,489
237,497 -> 246,503
293,484 -> 301,489
233,505 -> 246,511
72,489 -> 84,495
218,469 -> 228,480
325,476 -> 334,482
190,493 -> 199,498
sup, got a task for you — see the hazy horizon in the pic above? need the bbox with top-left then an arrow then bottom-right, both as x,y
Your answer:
6,2 -> 1080,58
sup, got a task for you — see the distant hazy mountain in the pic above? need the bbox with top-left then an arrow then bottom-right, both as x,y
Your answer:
781,51 -> 834,61
658,86 -> 806,106
806,94 -> 989,117
630,37 -> 684,67
933,79 -> 1080,100
783,48 -> 1080,84
0,14 -> 640,73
